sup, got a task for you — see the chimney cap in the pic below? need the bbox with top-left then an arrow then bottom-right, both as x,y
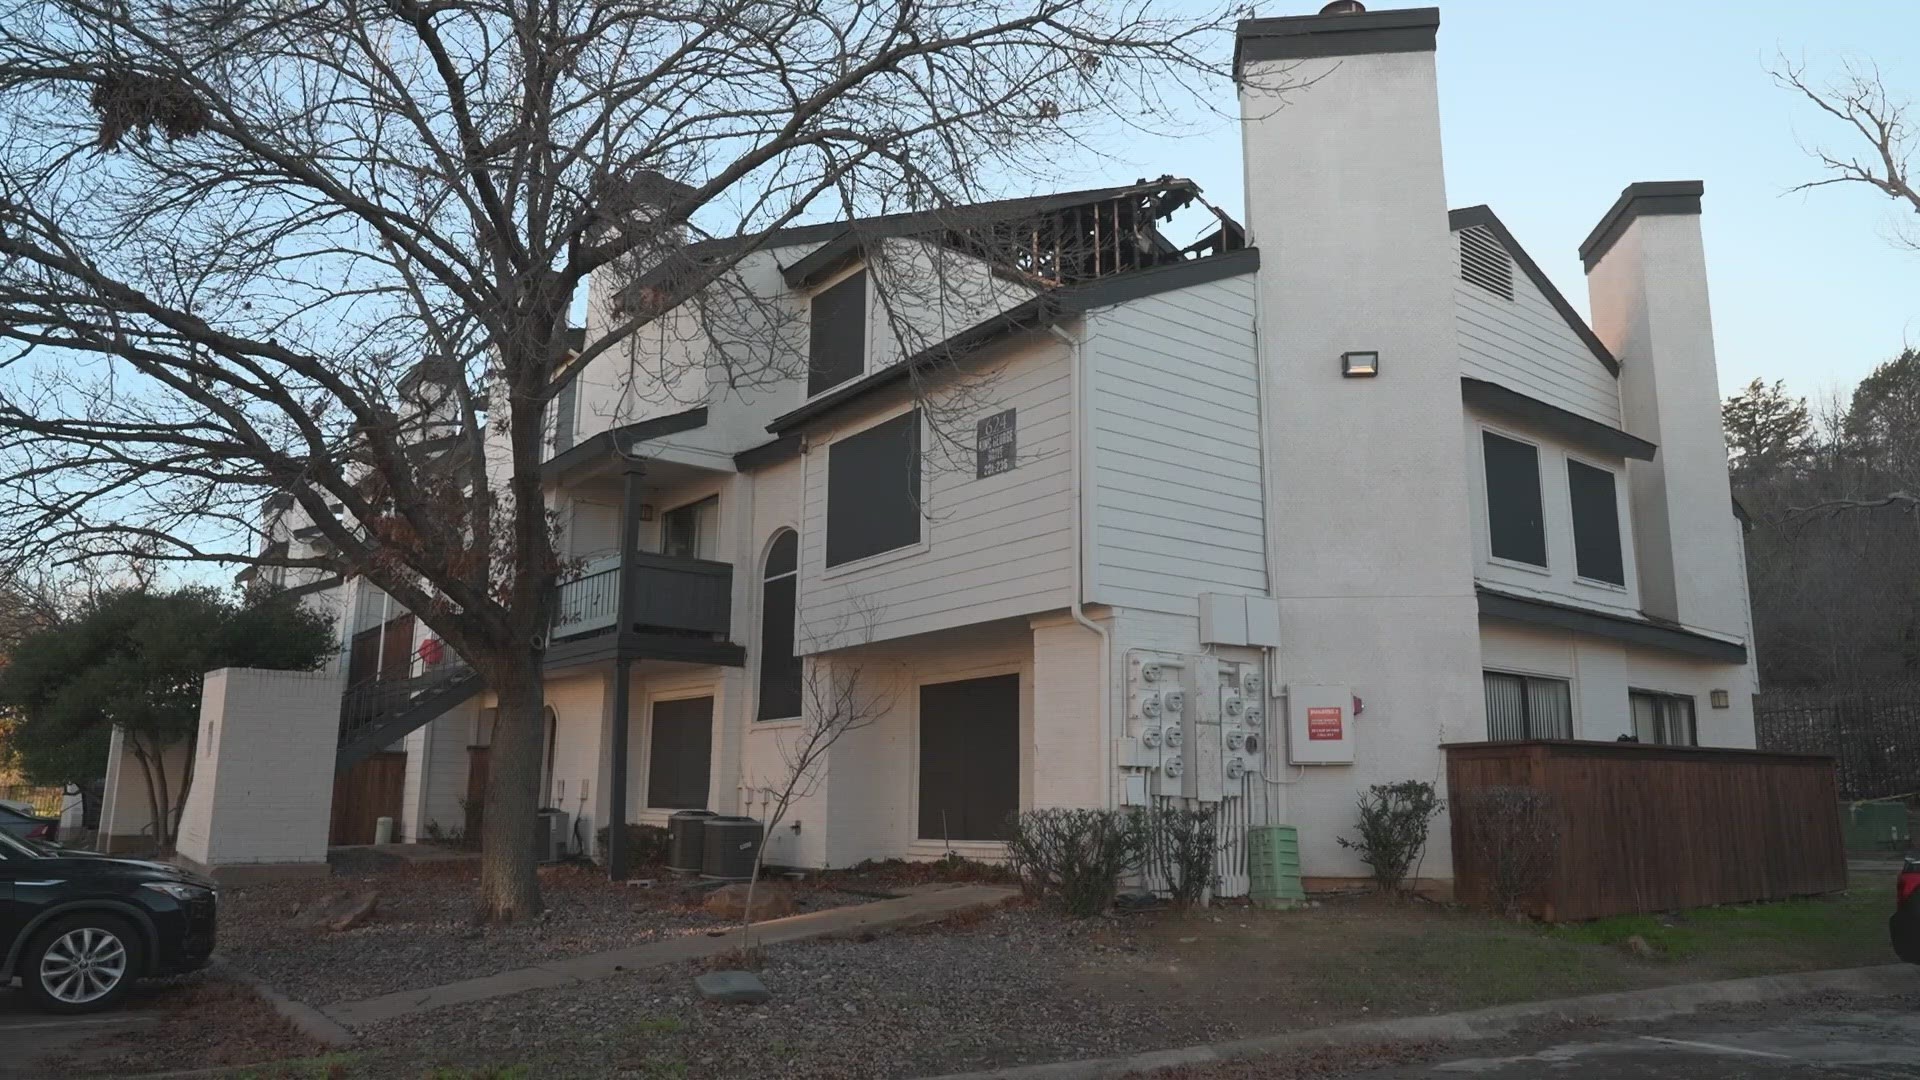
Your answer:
1579,181 -> 1705,271
1235,7 -> 1438,73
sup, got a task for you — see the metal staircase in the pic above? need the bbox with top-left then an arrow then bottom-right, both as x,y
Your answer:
336,664 -> 482,772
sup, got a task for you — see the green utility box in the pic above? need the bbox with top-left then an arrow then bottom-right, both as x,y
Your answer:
1248,824 -> 1305,909
1840,801 -> 1910,853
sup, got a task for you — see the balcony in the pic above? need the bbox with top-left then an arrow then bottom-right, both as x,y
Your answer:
549,551 -> 742,668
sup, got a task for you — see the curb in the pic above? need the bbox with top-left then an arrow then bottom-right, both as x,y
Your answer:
212,960 -> 355,1049
919,963 -> 1920,1080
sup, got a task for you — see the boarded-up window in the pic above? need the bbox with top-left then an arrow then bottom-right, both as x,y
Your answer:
807,270 -> 867,397
646,696 -> 713,809
757,531 -> 802,721
1630,690 -> 1696,746
1568,460 -> 1625,585
1484,432 -> 1546,567
918,673 -> 1019,842
1484,671 -> 1573,740
826,410 -> 921,567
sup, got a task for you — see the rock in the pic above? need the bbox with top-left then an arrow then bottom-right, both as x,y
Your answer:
694,970 -> 770,1005
289,888 -> 379,931
1623,934 -> 1657,958
702,882 -> 796,920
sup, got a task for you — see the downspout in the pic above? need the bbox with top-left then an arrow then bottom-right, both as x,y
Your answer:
1048,322 -> 1114,810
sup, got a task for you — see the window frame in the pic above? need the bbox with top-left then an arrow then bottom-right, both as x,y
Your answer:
1482,669 -> 1575,741
755,529 -> 803,723
644,691 -> 716,811
822,407 -> 927,575
806,267 -> 869,398
1566,453 -> 1628,590
1480,427 -> 1550,573
658,494 -> 720,562
1629,688 -> 1698,747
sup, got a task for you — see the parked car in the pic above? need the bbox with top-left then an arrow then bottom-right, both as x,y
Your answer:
1894,855 -> 1920,965
0,830 -> 217,1012
0,800 -> 58,844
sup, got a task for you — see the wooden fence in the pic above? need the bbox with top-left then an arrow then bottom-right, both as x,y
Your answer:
329,751 -> 407,846
0,783 -> 65,817
1444,740 -> 1847,922
1755,683 -> 1920,800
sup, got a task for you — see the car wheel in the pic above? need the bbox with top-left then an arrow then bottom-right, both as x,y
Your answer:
21,916 -> 142,1013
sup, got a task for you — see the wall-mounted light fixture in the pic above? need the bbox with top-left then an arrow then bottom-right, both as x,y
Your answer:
638,503 -> 656,522
1341,351 -> 1379,378
1710,689 -> 1730,709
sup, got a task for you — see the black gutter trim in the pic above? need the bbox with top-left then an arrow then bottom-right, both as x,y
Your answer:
781,233 -> 864,289
1477,586 -> 1748,664
766,247 -> 1262,434
1235,7 -> 1438,72
1449,206 -> 1620,378
1579,181 -> 1704,271
734,434 -> 802,472
1462,378 -> 1655,461
543,406 -> 709,478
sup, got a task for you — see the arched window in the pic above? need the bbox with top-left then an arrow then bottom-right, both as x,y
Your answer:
757,530 -> 802,721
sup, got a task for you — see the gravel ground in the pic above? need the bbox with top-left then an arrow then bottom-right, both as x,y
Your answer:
342,904 -> 1234,1079
220,859 -> 872,1007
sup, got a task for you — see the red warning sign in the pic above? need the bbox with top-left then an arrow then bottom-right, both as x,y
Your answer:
1307,706 -> 1344,741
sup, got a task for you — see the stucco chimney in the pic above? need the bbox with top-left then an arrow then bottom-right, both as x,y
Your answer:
1235,7 -> 1485,871
1580,182 -> 1747,640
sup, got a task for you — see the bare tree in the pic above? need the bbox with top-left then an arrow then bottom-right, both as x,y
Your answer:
1775,58 -> 1920,245
0,0 -> 1254,921
735,641 -> 893,958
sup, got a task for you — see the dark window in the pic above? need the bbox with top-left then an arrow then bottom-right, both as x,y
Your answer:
660,495 -> 718,561
1630,690 -> 1696,746
552,377 -> 578,453
918,673 -> 1020,842
1483,671 -> 1573,740
807,270 -> 867,397
647,696 -> 714,809
1483,432 -> 1546,567
1567,460 -> 1625,585
826,410 -> 921,568
757,531 -> 802,721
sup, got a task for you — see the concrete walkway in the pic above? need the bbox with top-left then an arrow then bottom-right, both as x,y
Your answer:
321,883 -> 1014,1027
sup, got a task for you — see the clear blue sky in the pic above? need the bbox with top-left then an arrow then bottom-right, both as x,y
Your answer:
1071,0 -> 1920,410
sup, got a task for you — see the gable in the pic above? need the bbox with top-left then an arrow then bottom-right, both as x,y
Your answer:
1449,206 -> 1622,428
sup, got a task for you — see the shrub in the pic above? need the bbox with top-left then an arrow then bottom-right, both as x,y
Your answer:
1004,807 -> 1146,917
1142,803 -> 1219,909
1458,786 -> 1561,915
1337,780 -> 1442,895
594,823 -> 672,869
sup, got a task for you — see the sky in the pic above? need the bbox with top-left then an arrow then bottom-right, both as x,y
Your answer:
1059,0 -> 1920,410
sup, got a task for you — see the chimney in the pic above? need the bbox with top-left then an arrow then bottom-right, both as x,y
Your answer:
1580,182 -> 1746,639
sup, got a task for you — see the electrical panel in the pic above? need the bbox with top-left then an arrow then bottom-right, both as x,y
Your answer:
1122,651 -> 1268,802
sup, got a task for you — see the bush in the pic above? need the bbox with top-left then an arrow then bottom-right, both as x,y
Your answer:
1337,780 -> 1442,895
594,823 -> 671,869
1142,803 -> 1219,908
1457,786 -> 1561,915
1004,807 -> 1146,918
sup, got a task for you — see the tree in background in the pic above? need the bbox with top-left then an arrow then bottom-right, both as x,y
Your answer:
1723,378 -> 1812,490
0,0 -> 1261,922
0,587 -> 333,849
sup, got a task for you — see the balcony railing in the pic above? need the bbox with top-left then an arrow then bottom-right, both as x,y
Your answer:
552,551 -> 733,640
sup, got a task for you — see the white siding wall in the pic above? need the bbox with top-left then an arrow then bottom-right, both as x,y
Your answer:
795,333 -> 1075,651
1453,234 -> 1622,427
866,238 -> 1035,373
401,703 -> 476,841
540,673 -> 613,856
1463,405 -> 1643,619
1086,274 -> 1266,616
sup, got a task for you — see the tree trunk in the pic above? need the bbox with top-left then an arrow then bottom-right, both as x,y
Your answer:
477,653 -> 547,922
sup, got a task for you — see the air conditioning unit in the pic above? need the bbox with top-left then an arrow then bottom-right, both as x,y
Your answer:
537,809 -> 571,863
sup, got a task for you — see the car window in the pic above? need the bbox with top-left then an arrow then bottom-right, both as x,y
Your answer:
0,830 -> 43,860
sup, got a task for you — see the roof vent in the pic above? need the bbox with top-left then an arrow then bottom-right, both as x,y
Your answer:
1319,1 -> 1366,13
1460,225 -> 1515,301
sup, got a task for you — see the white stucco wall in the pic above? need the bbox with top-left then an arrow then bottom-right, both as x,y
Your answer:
1239,37 -> 1483,883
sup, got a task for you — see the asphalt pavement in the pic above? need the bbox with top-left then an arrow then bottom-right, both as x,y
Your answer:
1356,998 -> 1920,1079
0,984 -> 155,1079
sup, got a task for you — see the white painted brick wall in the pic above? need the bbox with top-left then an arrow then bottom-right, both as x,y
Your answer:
176,668 -> 345,867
